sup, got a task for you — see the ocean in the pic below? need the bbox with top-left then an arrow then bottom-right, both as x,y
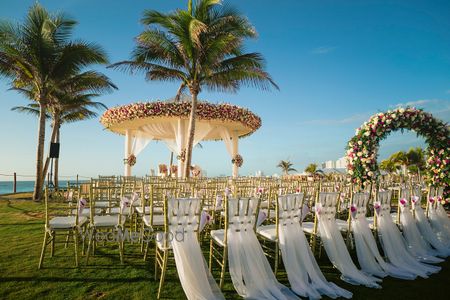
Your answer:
0,181 -> 81,195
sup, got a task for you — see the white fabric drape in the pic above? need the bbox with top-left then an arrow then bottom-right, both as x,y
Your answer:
219,127 -> 233,157
411,193 -> 450,257
131,134 -> 152,157
316,193 -> 381,288
168,198 -> 225,300
374,191 -> 441,279
351,193 -> 416,280
398,195 -> 443,264
277,194 -> 352,299
227,197 -> 298,300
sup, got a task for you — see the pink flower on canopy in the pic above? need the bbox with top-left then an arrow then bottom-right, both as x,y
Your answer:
350,205 -> 357,213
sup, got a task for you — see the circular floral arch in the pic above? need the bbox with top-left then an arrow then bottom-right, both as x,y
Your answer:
346,107 -> 449,196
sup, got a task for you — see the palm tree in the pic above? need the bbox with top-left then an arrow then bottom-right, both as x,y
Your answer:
0,4 -> 110,199
110,0 -> 278,178
12,90 -> 113,188
304,163 -> 318,174
277,160 -> 297,176
379,158 -> 396,173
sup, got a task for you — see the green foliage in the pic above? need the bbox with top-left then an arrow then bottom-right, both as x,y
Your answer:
305,163 -> 318,174
277,160 -> 297,175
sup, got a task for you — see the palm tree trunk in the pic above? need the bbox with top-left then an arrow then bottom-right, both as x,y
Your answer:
54,126 -> 60,190
41,119 -> 59,189
184,91 -> 198,178
32,102 -> 47,201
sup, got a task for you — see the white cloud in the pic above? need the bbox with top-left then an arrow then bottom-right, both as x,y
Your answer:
393,99 -> 438,108
311,46 -> 336,54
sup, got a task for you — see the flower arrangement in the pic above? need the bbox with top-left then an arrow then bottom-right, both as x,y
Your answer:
177,148 -> 186,162
159,164 -> 168,175
100,100 -> 262,138
346,107 -> 449,197
231,154 -> 244,167
124,154 -> 136,166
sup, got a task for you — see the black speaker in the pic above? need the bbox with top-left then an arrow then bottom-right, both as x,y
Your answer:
50,142 -> 60,158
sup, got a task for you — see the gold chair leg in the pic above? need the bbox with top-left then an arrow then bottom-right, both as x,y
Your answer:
219,246 -> 227,290
38,231 -> 48,269
154,245 -> 159,280
50,231 -> 55,257
274,243 -> 279,276
119,229 -> 124,264
140,223 -> 145,253
85,228 -> 94,265
143,236 -> 151,261
208,239 -> 213,272
64,230 -> 71,248
157,250 -> 169,299
73,229 -> 79,267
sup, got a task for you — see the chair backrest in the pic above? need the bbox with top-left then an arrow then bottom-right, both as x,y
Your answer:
225,197 -> 260,238
351,192 -> 370,219
163,197 -> 202,248
316,192 -> 340,220
375,190 -> 392,217
277,193 -> 305,226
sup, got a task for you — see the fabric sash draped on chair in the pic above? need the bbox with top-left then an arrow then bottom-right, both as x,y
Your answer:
350,193 -> 416,280
168,198 -> 225,300
374,191 -> 441,279
428,191 -> 450,247
411,193 -> 450,256
316,193 -> 381,288
227,197 -> 299,300
398,196 -> 443,263
277,194 -> 352,299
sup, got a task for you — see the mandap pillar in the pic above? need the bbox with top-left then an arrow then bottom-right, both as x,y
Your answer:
124,129 -> 132,176
231,131 -> 239,178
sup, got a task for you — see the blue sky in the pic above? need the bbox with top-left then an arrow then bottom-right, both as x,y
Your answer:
1,0 -> 449,180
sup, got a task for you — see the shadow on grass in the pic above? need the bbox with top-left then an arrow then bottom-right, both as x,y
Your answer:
0,276 -> 149,283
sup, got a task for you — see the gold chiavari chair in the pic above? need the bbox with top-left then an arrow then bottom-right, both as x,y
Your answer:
154,196 -> 202,299
38,187 -> 87,269
209,196 -> 261,289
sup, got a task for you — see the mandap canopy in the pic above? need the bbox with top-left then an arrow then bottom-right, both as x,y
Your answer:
100,96 -> 261,178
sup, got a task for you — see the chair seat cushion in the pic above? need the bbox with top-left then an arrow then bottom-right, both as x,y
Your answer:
92,215 -> 125,227
136,206 -> 163,215
256,224 -> 277,241
49,216 -> 87,229
302,222 -> 317,236
95,201 -> 111,208
210,229 -> 225,247
143,214 -> 165,227
71,208 -> 101,217
108,207 -> 131,215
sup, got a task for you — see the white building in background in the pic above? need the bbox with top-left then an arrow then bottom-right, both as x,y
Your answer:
322,160 -> 336,169
335,156 -> 347,169
255,170 -> 265,177
321,157 -> 347,170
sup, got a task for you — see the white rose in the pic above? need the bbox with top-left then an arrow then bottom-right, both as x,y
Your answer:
357,152 -> 363,157
391,114 -> 397,119
386,119 -> 392,124
399,108 -> 405,113
368,171 -> 374,177
364,131 -> 370,136
358,141 -> 362,145
348,170 -> 354,175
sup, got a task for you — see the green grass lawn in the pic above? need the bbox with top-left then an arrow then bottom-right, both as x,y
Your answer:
0,195 -> 449,299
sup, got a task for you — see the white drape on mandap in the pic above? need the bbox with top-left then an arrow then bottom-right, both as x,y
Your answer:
227,197 -> 298,300
277,193 -> 352,299
350,193 -> 416,280
168,198 -> 225,300
374,191 -> 440,279
316,193 -> 381,288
